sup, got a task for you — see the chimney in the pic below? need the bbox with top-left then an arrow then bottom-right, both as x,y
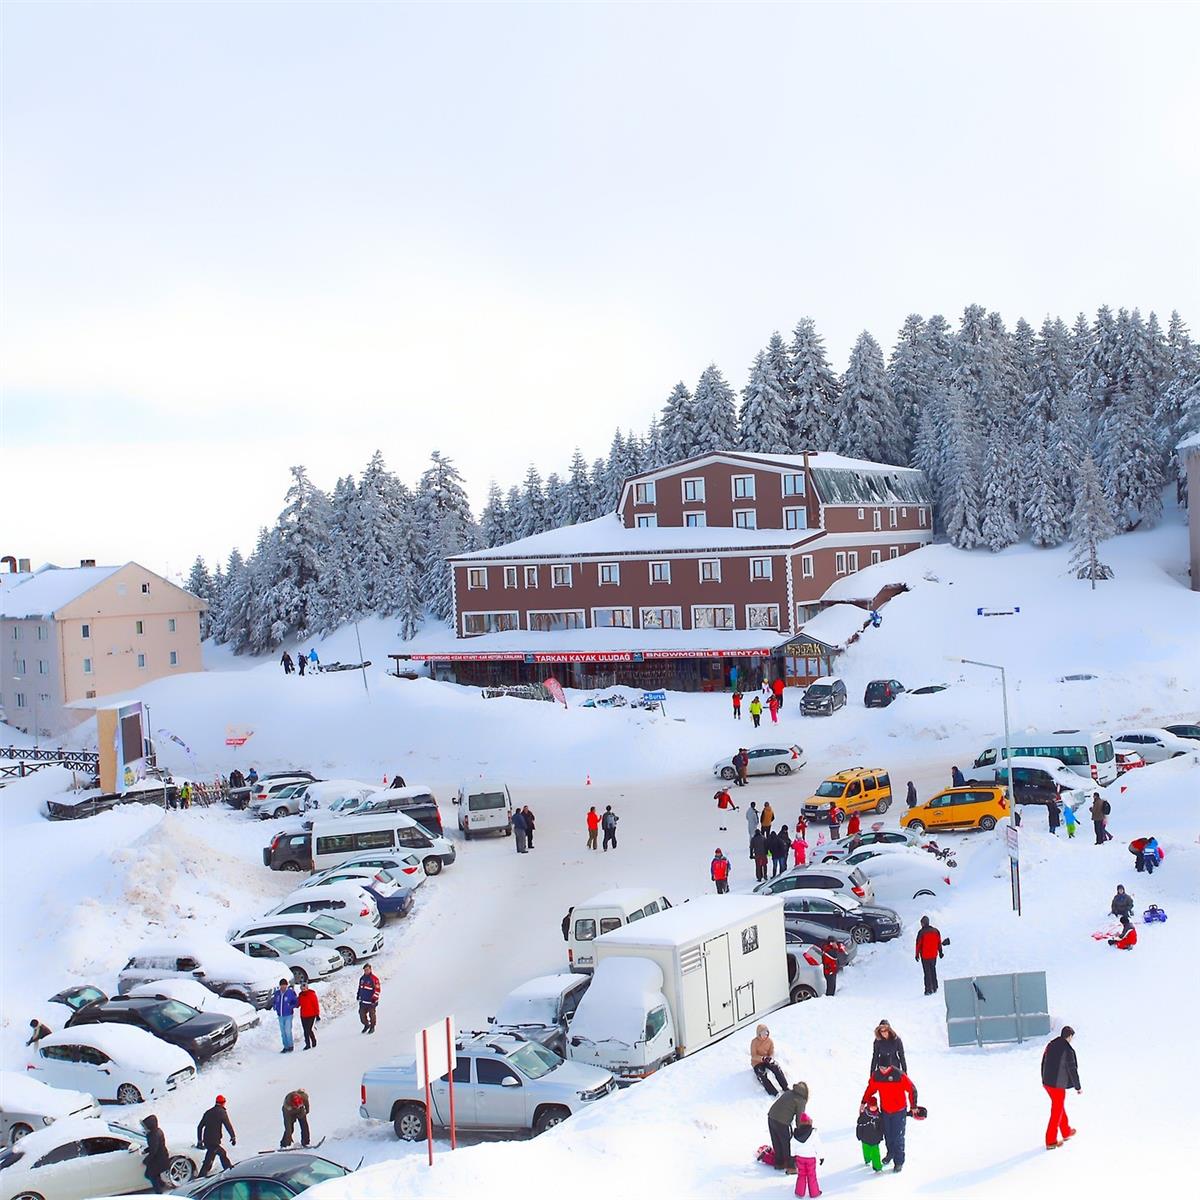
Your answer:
80,558 -> 96,568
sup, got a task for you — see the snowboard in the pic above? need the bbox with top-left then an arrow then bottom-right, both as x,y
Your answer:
259,1136 -> 325,1154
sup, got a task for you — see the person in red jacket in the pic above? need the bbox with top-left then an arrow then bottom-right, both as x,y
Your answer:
827,803 -> 842,839
847,811 -> 862,838
297,982 -> 320,1050
714,789 -> 738,831
1108,915 -> 1137,949
820,938 -> 841,996
772,676 -> 785,710
915,915 -> 944,994
711,849 -> 731,894
861,1070 -> 918,1173
586,806 -> 600,851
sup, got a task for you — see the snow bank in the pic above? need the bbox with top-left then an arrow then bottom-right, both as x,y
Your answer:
0,1070 -> 95,1116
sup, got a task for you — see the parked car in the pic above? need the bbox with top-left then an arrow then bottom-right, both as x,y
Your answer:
973,756 -> 1087,805
116,942 -> 278,1009
361,1030 -> 617,1140
837,847 -> 954,900
712,743 -> 805,780
303,866 -> 418,916
1164,723 -> 1200,742
901,785 -> 1009,834
65,996 -> 237,1064
801,768 -> 893,821
309,811 -> 456,876
322,850 -> 427,889
227,913 -> 383,968
268,882 -> 382,927
818,829 -> 922,863
227,770 -> 315,810
298,779 -> 379,815
249,780 -> 313,820
0,1072 -> 99,1147
124,978 -> 259,1032
785,923 -> 858,968
488,974 -> 592,1055
43,985 -> 108,1031
864,679 -> 905,708
1113,728 -> 1195,763
26,1027 -> 195,1105
0,1117 -> 199,1198
753,864 -> 876,905
781,893 -> 902,944
176,1150 -> 349,1199
245,772 -> 318,813
906,683 -> 947,696
353,786 -> 445,835
1116,750 -> 1146,774
784,944 -> 827,1002
456,781 -> 515,838
227,933 -> 345,985
800,676 -> 847,716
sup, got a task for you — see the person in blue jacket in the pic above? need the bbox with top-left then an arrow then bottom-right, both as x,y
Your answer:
951,765 -> 966,788
272,979 -> 298,1053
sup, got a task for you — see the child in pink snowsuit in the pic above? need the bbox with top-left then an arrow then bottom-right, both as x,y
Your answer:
791,834 -> 808,868
792,1113 -> 823,1197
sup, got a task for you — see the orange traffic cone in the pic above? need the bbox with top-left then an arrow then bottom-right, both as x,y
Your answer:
586,773 -> 592,787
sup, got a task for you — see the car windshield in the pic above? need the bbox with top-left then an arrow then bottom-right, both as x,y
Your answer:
815,781 -> 847,798
506,1041 -> 562,1079
144,999 -> 200,1031
469,792 -> 507,811
807,685 -> 831,697
328,795 -> 361,813
68,986 -> 106,1010
267,935 -> 308,955
495,991 -> 560,1027
310,915 -> 349,935
281,1158 -> 349,1189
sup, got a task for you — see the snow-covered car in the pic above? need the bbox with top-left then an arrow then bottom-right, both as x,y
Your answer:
27,1027 -> 195,1105
249,780 -> 312,820
116,941 -> 278,1009
298,779 -> 379,815
65,997 -> 237,1064
124,978 -> 259,1032
301,866 -> 416,918
227,913 -> 383,967
580,693 -> 628,709
1116,750 -> 1146,774
817,829 -> 923,863
1113,729 -> 1196,764
753,864 -> 875,905
268,881 -> 382,927
0,1072 -> 99,1146
905,684 -> 948,696
974,756 -> 1088,805
176,1150 -> 350,1199
782,892 -> 902,944
247,774 -> 319,817
43,984 -> 108,1031
0,1116 -> 198,1198
488,974 -> 592,1055
227,932 -> 345,985
713,743 -> 806,780
322,851 -> 427,890
837,847 -> 955,900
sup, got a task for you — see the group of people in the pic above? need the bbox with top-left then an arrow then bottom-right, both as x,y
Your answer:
585,804 -> 620,850
271,977 -> 323,1051
280,648 -> 320,676
732,677 -> 787,727
512,804 -> 537,853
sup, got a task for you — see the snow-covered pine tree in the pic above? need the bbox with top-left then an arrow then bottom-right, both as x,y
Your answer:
414,451 -> 478,624
642,417 -> 666,471
1011,317 -> 1037,398
1069,312 -> 1093,374
503,486 -> 523,541
214,548 -> 249,648
316,473 -> 363,633
247,526 -> 299,652
589,459 -> 608,518
691,364 -> 738,454
786,318 -> 840,450
517,465 -> 548,538
564,450 -> 592,525
1069,453 -> 1116,588
272,465 -> 332,639
887,314 -> 927,461
835,331 -> 905,464
351,452 -> 403,616
478,483 -> 509,548
979,436 -> 1020,551
603,430 -> 636,511
908,314 -> 954,523
186,556 -> 213,637
1023,318 -> 1076,547
392,497 -> 425,640
738,344 -> 791,453
660,382 -> 694,463
940,384 -> 983,549
545,472 -> 567,529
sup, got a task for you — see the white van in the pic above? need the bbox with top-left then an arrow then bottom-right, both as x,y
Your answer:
972,728 -> 1118,785
310,812 -> 457,876
566,888 -> 673,973
455,781 -> 514,838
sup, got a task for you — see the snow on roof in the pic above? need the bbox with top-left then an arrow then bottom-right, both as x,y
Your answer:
740,450 -> 922,475
568,957 -> 666,1044
399,625 -> 780,659
0,564 -> 123,618
0,1070 -> 95,1116
40,1024 -> 193,1071
798,603 -> 870,649
820,553 -> 919,603
597,895 -> 783,948
578,887 -> 668,909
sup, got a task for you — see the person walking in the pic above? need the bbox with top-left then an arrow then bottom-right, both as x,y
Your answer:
767,694 -> 779,724
586,806 -> 599,850
847,810 -> 861,839
791,830 -> 808,868
561,907 -> 574,940
761,801 -> 775,834
196,1096 -> 236,1177
772,825 -> 790,877
280,651 -> 294,675
357,964 -> 380,1033
715,788 -> 738,830
772,676 -> 785,711
745,801 -> 759,838
857,1095 -> 885,1173
298,982 -> 320,1050
711,849 -> 731,894
1041,1026 -> 1080,1149
280,1089 -> 311,1149
821,938 -> 840,996
308,648 -> 319,669
951,765 -> 966,787
749,696 -> 763,728
750,1024 -> 788,1095
870,1020 -> 908,1077
522,805 -> 536,849
766,1081 -> 809,1175
1063,799 -> 1077,838
1047,794 -> 1061,835
906,781 -> 918,809
732,690 -> 743,720
297,653 -> 307,677
791,1113 -> 824,1198
140,1115 -> 170,1193
751,828 -> 769,882
272,978 -> 298,1053
601,805 -> 619,851
915,916 -> 944,995
1090,792 -> 1109,845
861,1067 -> 918,1173
512,806 -> 529,853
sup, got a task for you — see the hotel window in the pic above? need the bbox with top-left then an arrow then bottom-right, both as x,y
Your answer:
732,475 -> 756,499
36,625 -> 46,641
551,564 -> 573,587
83,657 -> 93,674
640,606 -> 682,629
141,582 -> 150,594
86,689 -> 96,699
598,562 -> 620,586
784,507 -> 807,530
14,693 -> 25,709
16,658 -> 26,674
528,610 -> 585,632
636,514 -> 658,528
39,693 -> 50,705
169,651 -> 179,667
870,550 -> 882,565
699,559 -> 721,583
682,477 -> 706,503
467,568 -> 488,590
890,547 -> 901,559
747,604 -> 781,630
901,507 -> 908,517
733,509 -> 757,530
135,620 -> 145,636
137,653 -> 147,669
848,551 -> 859,571
38,660 -> 48,675
503,567 -> 518,589
684,512 -> 707,527
919,507 -> 929,527
801,554 -> 814,579
749,557 -> 773,581
524,566 -> 539,588
593,607 -> 633,628
167,618 -> 177,633
464,611 -> 520,635
692,605 -> 735,630
10,626 -> 19,640
649,561 -> 671,584
857,507 -> 865,520
81,624 -> 90,639
782,473 -> 804,497
634,481 -> 656,505
835,552 -> 848,575
889,508 -> 898,528
873,509 -> 882,531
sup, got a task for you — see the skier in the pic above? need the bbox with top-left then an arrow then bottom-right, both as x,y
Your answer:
196,1095 -> 236,1176
1040,1026 -> 1080,1149
915,916 -> 944,995
772,825 -> 791,877
280,1089 -> 311,1149
745,801 -> 759,837
767,694 -> 779,724
861,1067 -> 918,1173
847,810 -> 861,838
749,696 -> 763,727
272,978 -> 298,1053
951,765 -> 966,787
750,828 -> 768,882
857,1094 -> 885,1173
357,963 -> 380,1033
1063,799 -> 1077,838
1110,885 -> 1134,921
601,805 -> 619,850
761,801 -> 775,833
512,806 -> 529,853
766,1081 -> 809,1175
772,676 -> 785,711
750,1024 -> 787,1095
280,651 -> 294,675
522,805 -> 536,849
870,1019 -> 907,1077
297,653 -> 307,677
298,981 -> 320,1049
732,690 -> 743,720
821,938 -> 840,996
906,781 -> 918,809
26,1018 -> 51,1045
1047,793 -> 1060,835
791,1113 -> 824,1198
586,806 -> 599,850
791,830 -> 808,868
1108,915 -> 1137,949
715,788 -> 738,830
711,849 -> 731,894
140,1115 -> 170,1193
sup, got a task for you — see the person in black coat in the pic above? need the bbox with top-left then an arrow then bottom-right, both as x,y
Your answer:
1110,885 -> 1134,921
1041,1026 -> 1081,1149
906,781 -> 918,808
141,1115 -> 170,1193
750,829 -> 768,882
870,1019 -> 908,1078
196,1096 -> 236,1176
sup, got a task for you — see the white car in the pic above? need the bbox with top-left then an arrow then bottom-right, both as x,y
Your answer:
0,1116 -> 198,1198
303,866 -> 403,899
27,1027 -> 195,1105
713,743 -> 806,780
0,1072 -> 100,1146
1113,729 -> 1196,764
326,851 -> 426,889
838,846 -> 956,900
249,780 -> 312,820
817,829 -> 923,863
228,913 -> 383,968
299,779 -> 379,815
116,941 -> 278,1009
123,978 -> 259,1032
268,882 -> 382,927
227,933 -> 345,985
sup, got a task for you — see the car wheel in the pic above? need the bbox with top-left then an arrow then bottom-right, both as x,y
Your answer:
274,806 -> 290,818
503,825 -> 513,836
774,763 -> 792,776
720,766 -> 736,781
166,1156 -> 196,1187
875,798 -> 891,814
424,857 -> 443,876
394,1102 -> 427,1141
914,888 -> 936,898
116,1082 -> 144,1104
9,1122 -> 34,1142
822,855 -> 838,864
291,966 -> 308,985
850,924 -> 874,944
790,983 -> 818,1003
281,861 -> 303,872
337,946 -> 357,967
979,815 -> 997,831
907,820 -> 926,834
533,1105 -> 571,1135
12,1191 -> 45,1200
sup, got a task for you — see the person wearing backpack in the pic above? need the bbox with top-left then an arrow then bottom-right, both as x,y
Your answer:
601,805 -> 619,851
711,849 -> 732,894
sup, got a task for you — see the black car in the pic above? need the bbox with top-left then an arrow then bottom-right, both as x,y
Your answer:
800,678 -> 848,716
864,679 -> 905,708
1164,723 -> 1200,742
980,764 -> 1078,807
67,996 -> 237,1062
782,893 -> 902,944
178,1151 -> 349,1198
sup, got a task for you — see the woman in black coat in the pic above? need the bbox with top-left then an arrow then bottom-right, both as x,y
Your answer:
140,1115 -> 170,1193
870,1019 -> 908,1076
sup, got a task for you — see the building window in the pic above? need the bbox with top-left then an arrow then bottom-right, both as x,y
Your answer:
598,562 -> 620,586
699,559 -> 721,583
796,602 -> 820,625
682,477 -> 706,503
169,650 -> 179,667
784,507 -> 807,530
902,507 -> 908,517
889,508 -> 898,528
750,557 -> 773,581
873,509 -> 882,531
14,692 -> 25,709
592,607 -> 633,628
466,568 -> 487,590
528,610 -> 585,632
463,612 -> 519,635
16,658 -> 25,674
684,511 -> 707,527
135,620 -> 145,636
649,561 -> 671,584
835,552 -> 848,575
782,473 -> 804,496
692,605 -> 735,630
10,626 -> 19,640
36,625 -> 46,641
857,507 -> 865,520
85,689 -> 96,699
141,582 -> 151,594
81,624 -> 90,639
747,604 -> 781,630
919,507 -> 929,527
39,692 -> 50,704
83,657 -> 93,674
636,514 -> 658,528
890,546 -> 900,560
801,554 -> 814,579
733,509 -> 757,530
137,653 -> 146,669
167,618 -> 177,633
640,606 -> 682,629
732,475 -> 756,500
848,551 -> 859,571
38,660 -> 48,675
634,481 -> 656,505
551,564 -> 573,587
524,566 -> 539,588
870,550 -> 882,565
503,567 -> 518,589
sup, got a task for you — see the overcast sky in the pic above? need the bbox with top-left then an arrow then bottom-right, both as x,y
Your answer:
3,1 -> 1197,577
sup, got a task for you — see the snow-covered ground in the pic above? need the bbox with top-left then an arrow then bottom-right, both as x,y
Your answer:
1,518 -> 1197,1197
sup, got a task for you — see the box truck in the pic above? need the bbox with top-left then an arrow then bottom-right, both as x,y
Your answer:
564,895 -> 790,1082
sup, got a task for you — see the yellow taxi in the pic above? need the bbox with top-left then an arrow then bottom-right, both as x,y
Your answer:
801,768 -> 893,822
901,784 -> 1008,834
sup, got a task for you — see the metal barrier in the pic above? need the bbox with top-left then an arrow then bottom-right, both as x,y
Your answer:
944,971 -> 1051,1047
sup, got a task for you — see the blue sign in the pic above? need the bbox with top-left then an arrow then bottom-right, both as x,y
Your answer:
523,654 -> 536,664
642,689 -> 667,702
632,652 -> 644,663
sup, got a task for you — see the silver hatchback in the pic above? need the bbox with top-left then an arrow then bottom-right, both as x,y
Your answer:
753,864 -> 875,905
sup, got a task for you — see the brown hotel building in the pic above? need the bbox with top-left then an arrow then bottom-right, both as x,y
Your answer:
402,451 -> 932,691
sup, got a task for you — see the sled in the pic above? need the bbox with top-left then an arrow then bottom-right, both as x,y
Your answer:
756,1145 -> 777,1167
1091,929 -> 1120,940
316,661 -> 371,673
1143,905 -> 1168,923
